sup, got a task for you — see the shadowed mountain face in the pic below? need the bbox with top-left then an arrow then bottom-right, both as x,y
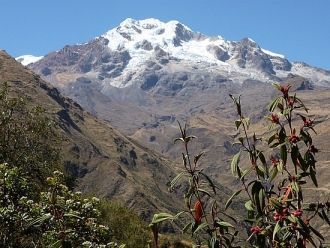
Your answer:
0,50 -> 190,220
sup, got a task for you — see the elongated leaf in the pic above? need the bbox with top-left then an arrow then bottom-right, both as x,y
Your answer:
193,222 -> 208,234
63,213 -> 83,219
194,151 -> 205,164
27,213 -> 52,227
174,137 -> 185,144
259,188 -> 266,212
272,82 -> 281,90
231,151 -> 241,178
268,134 -> 277,145
198,188 -> 212,197
170,172 -> 186,190
252,181 -> 264,214
182,222 -> 193,233
277,160 -> 284,173
258,152 -> 267,167
225,189 -> 242,210
280,145 -> 287,166
240,166 -> 253,180
242,118 -> 250,129
245,200 -> 254,211
273,221 -> 281,240
151,213 -> 174,224
270,167 -> 278,182
216,221 -> 234,228
49,240 -> 62,248
199,171 -> 217,194
268,97 -> 281,112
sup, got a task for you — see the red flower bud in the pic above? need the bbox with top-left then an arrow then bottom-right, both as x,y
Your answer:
280,84 -> 291,98
194,200 -> 203,224
293,209 -> 303,217
250,226 -> 262,235
269,113 -> 280,124
303,119 -> 314,127
288,96 -> 295,107
270,156 -> 279,167
288,128 -> 300,144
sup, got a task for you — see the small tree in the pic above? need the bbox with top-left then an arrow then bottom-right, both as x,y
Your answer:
150,83 -> 329,247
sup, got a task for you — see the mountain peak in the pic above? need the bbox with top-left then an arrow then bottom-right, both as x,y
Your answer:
102,18 -> 195,50
16,54 -> 43,66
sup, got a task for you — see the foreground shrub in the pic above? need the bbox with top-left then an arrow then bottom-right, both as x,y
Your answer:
0,83 -> 124,247
150,83 -> 329,247
0,166 -> 119,247
99,201 -> 150,248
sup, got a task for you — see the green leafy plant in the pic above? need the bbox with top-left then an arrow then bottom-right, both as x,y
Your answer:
150,122 -> 240,248
150,83 -> 329,248
99,201 -> 150,248
0,83 -> 125,247
0,82 -> 60,190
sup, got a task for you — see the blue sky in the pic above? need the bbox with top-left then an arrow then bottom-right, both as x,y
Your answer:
1,0 -> 330,69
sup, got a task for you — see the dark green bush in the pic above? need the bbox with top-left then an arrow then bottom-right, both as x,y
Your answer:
99,201 -> 150,248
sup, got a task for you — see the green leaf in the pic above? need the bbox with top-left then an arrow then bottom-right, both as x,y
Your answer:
242,118 -> 250,129
169,172 -> 186,190
280,145 -> 287,166
174,137 -> 185,144
245,200 -> 254,211
272,82 -> 281,90
216,221 -> 234,228
63,213 -> 83,219
270,167 -> 278,182
256,165 -> 266,177
151,213 -> 174,224
268,134 -> 277,145
268,97 -> 281,112
258,152 -> 267,168
259,187 -> 266,212
199,172 -> 217,194
225,189 -> 242,210
240,167 -> 253,181
273,221 -> 281,240
194,151 -> 205,164
291,181 -> 299,193
252,181 -> 265,214
182,222 -> 193,233
193,222 -> 208,234
27,213 -> 52,227
277,160 -> 284,173
198,188 -> 212,197
231,151 -> 241,178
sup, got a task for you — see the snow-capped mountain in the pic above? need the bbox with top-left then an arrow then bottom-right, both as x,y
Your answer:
16,18 -> 330,193
16,54 -> 43,66
22,18 -> 330,89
